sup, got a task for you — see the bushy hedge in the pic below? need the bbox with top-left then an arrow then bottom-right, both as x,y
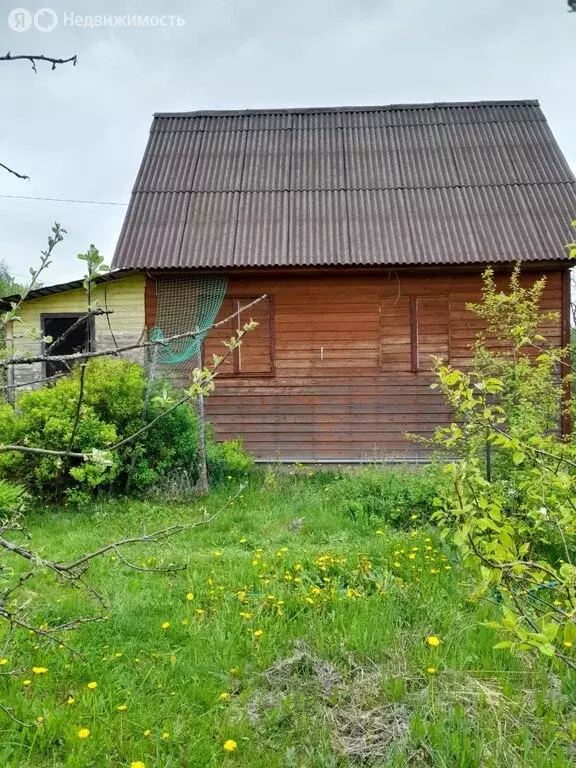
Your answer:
0,359 -> 252,503
331,465 -> 444,528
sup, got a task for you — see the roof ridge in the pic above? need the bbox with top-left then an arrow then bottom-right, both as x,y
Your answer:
153,100 -> 540,119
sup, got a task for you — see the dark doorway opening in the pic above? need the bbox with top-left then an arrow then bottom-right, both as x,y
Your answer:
41,314 -> 93,378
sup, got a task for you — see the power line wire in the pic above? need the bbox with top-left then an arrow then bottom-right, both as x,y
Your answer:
0,194 -> 128,206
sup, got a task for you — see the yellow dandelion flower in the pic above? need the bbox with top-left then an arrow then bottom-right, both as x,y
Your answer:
186,592 -> 194,601
117,704 -> 128,712
426,667 -> 437,675
181,619 -> 189,626
219,692 -> 230,701
426,635 -> 441,648
394,562 -> 401,568
161,622 -> 170,629
223,739 -> 237,752
143,729 -> 151,737
214,551 -> 222,558
253,629 -> 264,638
0,658 -> 8,666
22,679 -> 31,687
32,666 -> 48,675
161,731 -> 169,740
195,608 -> 205,616
87,681 -> 98,690
131,762 -> 146,768
408,553 -> 416,560
376,529 -> 384,535
67,696 -> 75,704
564,641 -> 573,648
77,728 -> 90,739
114,652 -> 123,658
239,537 -> 247,544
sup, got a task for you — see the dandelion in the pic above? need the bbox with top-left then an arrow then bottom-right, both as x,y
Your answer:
195,609 -> 205,616
253,629 -> 264,638
87,681 -> 98,690
114,652 -> 123,658
214,551 -> 222,558
32,667 -> 48,675
219,692 -> 230,701
408,553 -> 416,560
239,537 -> 247,544
223,739 -> 237,752
0,658 -> 7,666
131,762 -> 146,768
161,622 -> 170,629
186,592 -> 194,601
564,641 -> 573,649
77,728 -> 90,739
161,732 -> 169,740
426,667 -> 437,675
376,529 -> 384,536
181,619 -> 189,626
23,679 -> 31,687
117,704 -> 128,712
143,729 -> 151,737
67,696 -> 75,704
426,636 -> 441,648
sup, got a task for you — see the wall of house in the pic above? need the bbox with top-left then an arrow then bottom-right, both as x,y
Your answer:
190,266 -> 567,461
7,274 -> 146,390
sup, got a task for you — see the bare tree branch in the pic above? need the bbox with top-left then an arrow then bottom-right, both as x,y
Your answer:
0,52 -> 77,73
1,294 -> 267,368
45,308 -> 110,354
0,161 -> 29,181
0,486 -> 244,658
0,53 -> 77,181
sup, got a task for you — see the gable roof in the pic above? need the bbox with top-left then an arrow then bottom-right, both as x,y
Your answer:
112,101 -> 576,271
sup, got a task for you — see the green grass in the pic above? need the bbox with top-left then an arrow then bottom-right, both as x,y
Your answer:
1,471 -> 575,767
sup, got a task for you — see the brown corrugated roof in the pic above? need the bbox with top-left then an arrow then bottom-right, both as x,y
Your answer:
112,101 -> 576,270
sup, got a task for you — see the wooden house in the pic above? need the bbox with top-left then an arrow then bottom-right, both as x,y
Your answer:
7,102 -> 575,462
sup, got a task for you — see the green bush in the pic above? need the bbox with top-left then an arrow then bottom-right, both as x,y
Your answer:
331,465 -> 444,528
0,359 -> 252,502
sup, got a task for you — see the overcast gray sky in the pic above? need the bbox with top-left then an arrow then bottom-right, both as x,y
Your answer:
0,0 -> 574,284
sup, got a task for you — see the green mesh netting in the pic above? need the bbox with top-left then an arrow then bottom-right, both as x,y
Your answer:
151,275 -> 228,366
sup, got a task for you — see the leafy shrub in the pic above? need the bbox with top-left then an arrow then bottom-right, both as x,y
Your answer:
208,437 -> 254,483
0,478 -> 27,515
0,359 -> 252,502
331,466 -> 444,528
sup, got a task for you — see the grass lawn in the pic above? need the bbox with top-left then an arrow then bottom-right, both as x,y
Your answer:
1,471 -> 575,767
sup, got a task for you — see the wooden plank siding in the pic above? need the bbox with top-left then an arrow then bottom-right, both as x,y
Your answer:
146,267 -> 568,461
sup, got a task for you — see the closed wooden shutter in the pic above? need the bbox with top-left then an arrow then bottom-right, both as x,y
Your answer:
415,295 -> 450,370
203,296 -> 274,376
380,295 -> 412,372
380,294 -> 450,372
